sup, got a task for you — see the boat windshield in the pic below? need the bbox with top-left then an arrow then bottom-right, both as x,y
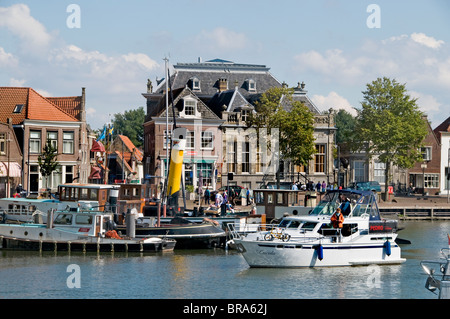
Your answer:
309,191 -> 381,220
278,219 -> 302,229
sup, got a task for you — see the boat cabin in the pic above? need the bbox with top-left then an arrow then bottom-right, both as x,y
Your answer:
51,209 -> 115,238
273,190 -> 397,240
253,189 -> 311,220
308,190 -> 381,220
0,197 -> 78,223
58,184 -> 120,211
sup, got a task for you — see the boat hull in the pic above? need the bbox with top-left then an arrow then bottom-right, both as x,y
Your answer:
0,224 -> 176,252
117,222 -> 227,249
233,238 -> 405,268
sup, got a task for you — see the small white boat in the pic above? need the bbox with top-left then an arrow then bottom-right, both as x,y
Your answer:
421,247 -> 450,299
231,190 -> 406,267
0,208 -> 176,252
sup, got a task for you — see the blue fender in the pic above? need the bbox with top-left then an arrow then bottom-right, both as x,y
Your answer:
384,240 -> 391,256
316,244 -> 323,261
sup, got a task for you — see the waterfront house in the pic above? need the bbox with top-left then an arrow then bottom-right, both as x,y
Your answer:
143,58 -> 337,193
433,115 -> 450,195
0,87 -> 90,194
0,120 -> 23,197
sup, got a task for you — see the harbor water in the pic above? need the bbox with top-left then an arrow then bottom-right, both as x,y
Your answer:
0,220 -> 448,299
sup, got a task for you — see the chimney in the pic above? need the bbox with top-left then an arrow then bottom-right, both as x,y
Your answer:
81,87 -> 86,123
219,78 -> 228,92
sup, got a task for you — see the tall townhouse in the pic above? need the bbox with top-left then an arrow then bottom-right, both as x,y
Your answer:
0,87 -> 90,194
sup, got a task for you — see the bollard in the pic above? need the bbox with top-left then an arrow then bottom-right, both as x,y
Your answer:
126,208 -> 137,238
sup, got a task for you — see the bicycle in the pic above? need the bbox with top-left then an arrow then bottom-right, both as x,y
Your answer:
264,227 -> 291,242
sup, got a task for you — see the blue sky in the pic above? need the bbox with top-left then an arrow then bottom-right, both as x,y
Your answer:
1,0 -> 449,130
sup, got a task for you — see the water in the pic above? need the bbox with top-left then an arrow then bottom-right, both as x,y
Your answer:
0,220 -> 448,299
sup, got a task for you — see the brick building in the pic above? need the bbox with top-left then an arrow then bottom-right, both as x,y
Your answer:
0,87 -> 90,194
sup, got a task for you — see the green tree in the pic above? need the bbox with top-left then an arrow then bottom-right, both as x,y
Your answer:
249,87 -> 316,169
354,77 -> 428,196
335,109 -> 356,145
112,107 -> 145,148
38,140 -> 59,189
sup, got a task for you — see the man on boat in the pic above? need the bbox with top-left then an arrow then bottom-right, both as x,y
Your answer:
331,208 -> 344,229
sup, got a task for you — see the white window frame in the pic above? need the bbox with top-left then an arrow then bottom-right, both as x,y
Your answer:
47,131 -> 58,151
30,130 -> 41,154
421,146 -> 432,161
201,131 -> 213,150
63,131 -> 74,154
186,131 -> 195,149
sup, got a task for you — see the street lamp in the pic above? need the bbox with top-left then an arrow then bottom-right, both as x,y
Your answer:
421,162 -> 428,196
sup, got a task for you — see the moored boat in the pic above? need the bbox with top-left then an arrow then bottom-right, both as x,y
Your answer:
0,183 -> 120,224
232,189 -> 406,267
421,246 -> 450,299
116,215 -> 227,249
0,207 -> 176,252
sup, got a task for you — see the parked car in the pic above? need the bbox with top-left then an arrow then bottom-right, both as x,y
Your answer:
347,181 -> 381,192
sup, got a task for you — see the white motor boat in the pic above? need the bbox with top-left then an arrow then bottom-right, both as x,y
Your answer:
232,189 -> 406,267
0,207 -> 176,252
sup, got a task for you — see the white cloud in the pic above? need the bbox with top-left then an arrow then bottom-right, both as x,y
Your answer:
0,4 -> 52,51
194,27 -> 248,52
411,32 -> 444,49
8,78 -> 26,86
122,53 -> 159,71
0,47 -> 18,67
311,92 -> 357,116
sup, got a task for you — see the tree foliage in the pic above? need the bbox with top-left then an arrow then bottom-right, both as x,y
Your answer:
248,87 -> 316,167
335,109 -> 356,145
354,77 -> 428,193
112,107 -> 145,148
38,140 -> 59,188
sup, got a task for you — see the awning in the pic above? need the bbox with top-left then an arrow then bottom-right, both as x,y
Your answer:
91,140 -> 106,152
0,162 -> 22,177
89,166 -> 102,179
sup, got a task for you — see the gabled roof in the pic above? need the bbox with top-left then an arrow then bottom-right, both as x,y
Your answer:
0,87 -> 78,124
47,96 -> 83,120
155,87 -> 221,120
433,115 -> 450,140
208,87 -> 254,117
117,134 -> 143,162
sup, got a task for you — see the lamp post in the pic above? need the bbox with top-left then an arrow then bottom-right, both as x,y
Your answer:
421,162 -> 427,196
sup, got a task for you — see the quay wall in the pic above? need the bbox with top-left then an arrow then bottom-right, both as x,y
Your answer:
380,207 -> 450,220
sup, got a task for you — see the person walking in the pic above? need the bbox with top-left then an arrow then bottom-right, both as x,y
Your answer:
204,188 -> 210,205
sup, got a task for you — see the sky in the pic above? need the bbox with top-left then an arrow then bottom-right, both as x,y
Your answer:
0,0 -> 450,130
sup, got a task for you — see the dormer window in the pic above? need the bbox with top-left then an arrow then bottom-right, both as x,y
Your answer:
246,79 -> 256,92
190,77 -> 201,91
180,96 -> 200,118
185,99 -> 196,115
